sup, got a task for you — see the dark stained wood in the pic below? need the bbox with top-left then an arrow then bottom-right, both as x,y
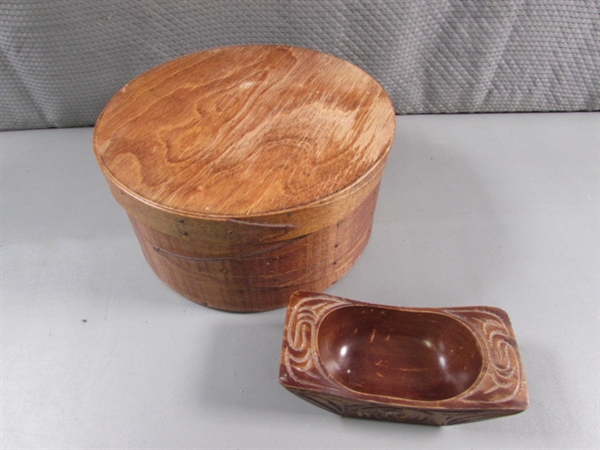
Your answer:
280,292 -> 529,425
93,45 -> 396,311
318,306 -> 483,401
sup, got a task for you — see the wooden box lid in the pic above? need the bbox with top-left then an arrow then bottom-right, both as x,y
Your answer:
94,45 -> 395,223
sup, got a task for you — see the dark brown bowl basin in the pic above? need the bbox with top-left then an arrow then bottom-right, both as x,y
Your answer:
280,292 -> 529,426
317,306 -> 483,401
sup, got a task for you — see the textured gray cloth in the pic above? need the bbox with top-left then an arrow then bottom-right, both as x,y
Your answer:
1,1 -> 599,130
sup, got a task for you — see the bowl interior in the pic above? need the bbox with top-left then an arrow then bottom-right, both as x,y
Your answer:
317,306 -> 483,401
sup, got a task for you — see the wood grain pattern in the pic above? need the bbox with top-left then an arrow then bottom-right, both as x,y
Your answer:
130,187 -> 379,311
93,45 -> 395,311
94,45 -> 395,217
279,292 -> 529,425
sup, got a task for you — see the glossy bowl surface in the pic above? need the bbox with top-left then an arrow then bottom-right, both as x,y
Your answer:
318,306 -> 483,401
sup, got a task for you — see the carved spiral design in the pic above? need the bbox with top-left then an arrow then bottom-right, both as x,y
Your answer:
283,295 -> 346,388
448,309 -> 522,403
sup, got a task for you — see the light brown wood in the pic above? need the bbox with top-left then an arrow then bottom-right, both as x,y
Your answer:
93,45 -> 396,311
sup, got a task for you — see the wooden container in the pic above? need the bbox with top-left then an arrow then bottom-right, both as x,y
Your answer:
93,45 -> 396,312
280,292 -> 529,425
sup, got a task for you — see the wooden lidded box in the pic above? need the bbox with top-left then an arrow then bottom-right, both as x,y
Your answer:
93,45 -> 396,312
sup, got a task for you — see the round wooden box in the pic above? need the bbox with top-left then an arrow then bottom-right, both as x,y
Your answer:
93,45 -> 396,312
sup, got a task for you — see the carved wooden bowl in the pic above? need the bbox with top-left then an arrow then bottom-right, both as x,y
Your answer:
280,292 -> 529,425
93,45 -> 396,312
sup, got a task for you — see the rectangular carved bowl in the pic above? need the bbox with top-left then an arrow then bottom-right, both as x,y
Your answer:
279,292 -> 529,426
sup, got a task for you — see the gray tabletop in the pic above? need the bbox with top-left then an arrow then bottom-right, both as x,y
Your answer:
2,112 -> 599,449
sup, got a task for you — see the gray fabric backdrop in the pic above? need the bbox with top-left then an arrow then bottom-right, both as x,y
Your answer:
1,1 -> 599,131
